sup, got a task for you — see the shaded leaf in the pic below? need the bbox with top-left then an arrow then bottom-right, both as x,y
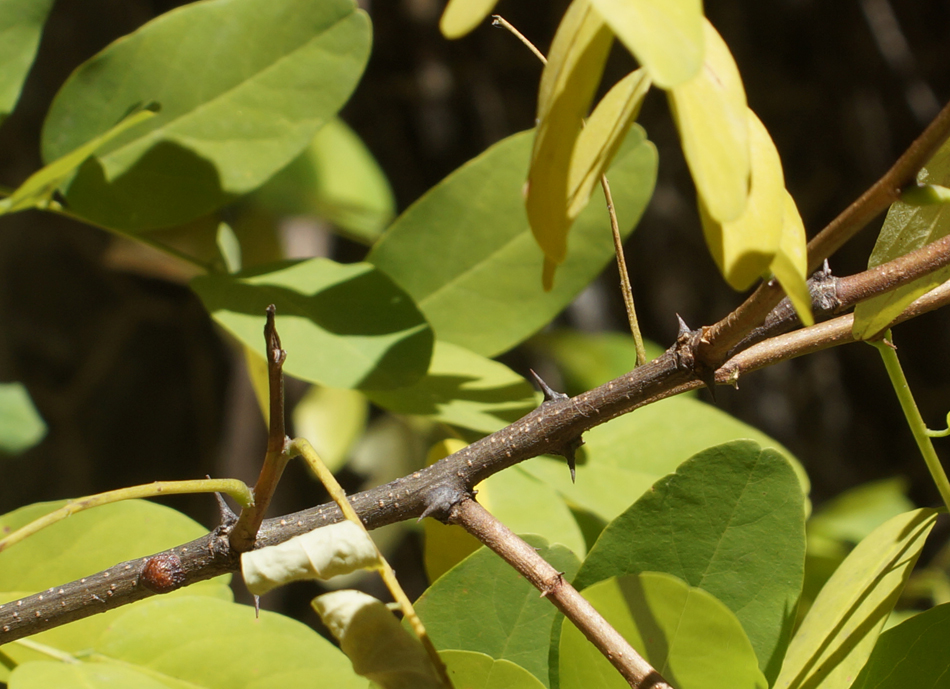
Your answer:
573,440 -> 806,683
416,536 -> 580,688
774,508 -> 937,689
440,0 -> 499,39
590,0 -> 703,88
850,603 -> 950,689
668,19 -> 749,223
0,0 -> 56,125
366,341 -> 536,433
442,650 -> 547,689
698,109 -> 784,290
560,573 -> 767,689
0,106 -> 157,215
0,382 -> 45,455
251,117 -> 395,244
190,258 -> 433,390
770,190 -> 813,325
369,128 -> 656,358
853,137 -> 950,339
215,221 -> 242,273
292,384 -> 367,473
525,0 -> 614,286
41,0 -> 371,231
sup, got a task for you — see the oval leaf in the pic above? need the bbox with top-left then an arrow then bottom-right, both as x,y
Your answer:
770,190 -> 813,325
668,18 -> 749,223
41,0 -> 371,231
190,258 -> 433,390
0,0 -> 55,124
0,382 -> 46,455
439,0 -> 499,39
560,572 -> 767,689
526,0 -> 614,284
369,128 -> 657,358
574,440 -> 807,683
774,508 -> 938,689
292,384 -> 367,473
853,136 -> 950,339
590,0 -> 704,88
442,650 -> 547,689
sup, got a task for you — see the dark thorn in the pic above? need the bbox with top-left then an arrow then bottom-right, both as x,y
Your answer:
254,595 -> 260,619
528,369 -> 568,402
698,368 -> 717,402
210,483 -> 238,527
676,313 -> 691,338
552,436 -> 583,483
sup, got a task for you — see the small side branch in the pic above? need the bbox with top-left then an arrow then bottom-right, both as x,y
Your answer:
449,497 -> 673,689
230,305 -> 290,552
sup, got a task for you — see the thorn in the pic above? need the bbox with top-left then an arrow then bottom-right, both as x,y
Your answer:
211,488 -> 238,527
676,313 -> 691,338
821,258 -> 831,276
254,595 -> 260,619
699,369 -> 717,402
528,369 -> 568,402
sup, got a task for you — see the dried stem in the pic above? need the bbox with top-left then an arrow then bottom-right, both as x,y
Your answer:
450,498 -> 672,689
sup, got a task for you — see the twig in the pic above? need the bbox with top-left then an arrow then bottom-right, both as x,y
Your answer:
291,438 -> 454,689
449,497 -> 673,689
491,15 -> 547,65
0,479 -> 252,553
229,305 -> 290,552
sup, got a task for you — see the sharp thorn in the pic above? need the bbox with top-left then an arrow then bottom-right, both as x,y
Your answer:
211,488 -> 237,526
254,595 -> 261,619
528,368 -> 567,402
676,313 -> 691,338
821,258 -> 831,276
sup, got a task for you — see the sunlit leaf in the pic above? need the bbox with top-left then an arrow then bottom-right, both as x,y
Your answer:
440,0 -> 499,39
668,19 -> 749,223
525,0 -> 614,288
853,137 -> 950,339
560,573 -> 767,689
0,382 -> 45,455
369,128 -> 656,358
770,191 -> 813,325
442,650 -> 547,689
292,385 -> 367,473
0,0 -> 56,125
574,440 -> 806,683
774,508 -> 938,689
590,0 -> 703,87
41,0 -> 371,231
190,258 -> 433,390
698,109 -> 782,290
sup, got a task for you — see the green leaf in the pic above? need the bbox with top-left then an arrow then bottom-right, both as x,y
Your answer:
366,341 -> 536,433
528,330 -> 666,395
574,440 -> 805,683
251,118 -> 395,244
521,395 -> 810,524
215,221 -> 242,273
41,0 -> 371,231
853,137 -> 950,339
439,0 -> 499,39
442,650 -> 547,689
560,573 -> 767,689
525,0 -> 614,286
0,382 -> 45,455
190,258 -> 433,390
0,501 -> 231,673
368,128 -> 657,358
415,536 -> 580,688
0,106 -> 157,215
9,662 -> 172,689
292,385 -> 367,473
774,508 -> 938,689
850,603 -> 950,689
568,69 -> 651,220
668,19 -> 749,223
590,0 -> 704,88
698,109 -> 785,291
770,190 -> 813,326
0,0 -> 55,125
808,478 -> 915,547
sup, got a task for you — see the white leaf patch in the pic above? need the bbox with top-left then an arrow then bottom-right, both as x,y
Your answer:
314,590 -> 443,689
241,521 -> 380,595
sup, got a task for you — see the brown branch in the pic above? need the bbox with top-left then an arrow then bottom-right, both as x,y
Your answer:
449,497 -> 673,688
229,304 -> 290,552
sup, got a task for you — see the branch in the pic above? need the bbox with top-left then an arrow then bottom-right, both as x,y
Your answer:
450,498 -> 673,689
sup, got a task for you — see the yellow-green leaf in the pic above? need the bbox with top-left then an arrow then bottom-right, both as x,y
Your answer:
440,0 -> 499,39
568,68 -> 652,218
668,19 -> 749,223
0,105 -> 156,215
590,0 -> 703,88
771,191 -> 813,325
526,0 -> 614,289
699,109 -> 782,290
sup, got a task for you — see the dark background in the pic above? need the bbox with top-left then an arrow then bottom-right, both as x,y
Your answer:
1,0 -> 949,611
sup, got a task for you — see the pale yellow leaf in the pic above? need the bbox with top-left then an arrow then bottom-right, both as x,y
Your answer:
771,191 -> 813,326
243,344 -> 270,425
440,0 -> 499,39
590,0 -> 704,87
668,19 -> 749,223
699,109 -> 783,290
526,0 -> 614,287
293,385 -> 367,474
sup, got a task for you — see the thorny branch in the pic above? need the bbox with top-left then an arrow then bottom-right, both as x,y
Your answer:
3,101 -> 950,674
